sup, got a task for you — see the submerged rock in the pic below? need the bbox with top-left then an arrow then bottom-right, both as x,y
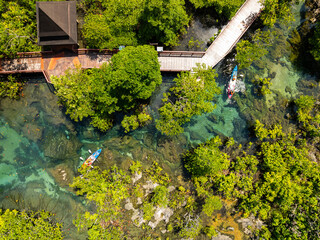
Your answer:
22,123 -> 43,142
148,206 -> 174,229
47,163 -> 75,188
43,131 -> 82,161
211,232 -> 233,240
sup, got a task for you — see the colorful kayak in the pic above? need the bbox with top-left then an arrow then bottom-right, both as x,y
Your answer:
227,65 -> 238,99
82,149 -> 101,168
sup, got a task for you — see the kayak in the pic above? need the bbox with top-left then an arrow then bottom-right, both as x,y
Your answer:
82,149 -> 101,168
227,65 -> 238,99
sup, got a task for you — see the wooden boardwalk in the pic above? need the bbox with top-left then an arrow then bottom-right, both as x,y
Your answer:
0,0 -> 263,81
159,0 -> 263,71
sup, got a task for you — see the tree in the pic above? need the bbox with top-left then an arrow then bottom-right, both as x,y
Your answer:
260,0 -> 296,27
0,75 -> 24,99
52,45 -> 161,131
156,64 -> 221,136
138,0 -> 190,47
121,112 -> 152,133
81,0 -> 191,48
71,166 -> 130,239
110,45 -> 162,109
295,95 -> 320,137
184,136 -> 230,177
0,1 -> 39,58
236,29 -> 275,69
189,0 -> 245,19
0,209 -> 63,239
202,195 -> 223,217
152,185 -> 169,207
310,22 -> 320,62
81,0 -> 144,49
183,114 -> 320,239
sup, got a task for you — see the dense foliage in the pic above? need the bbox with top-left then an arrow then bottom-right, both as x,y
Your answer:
70,162 -> 198,239
81,0 -> 143,49
260,0 -> 297,27
189,0 -> 245,19
81,0 -> 190,48
295,95 -> 320,137
121,111 -> 152,133
0,0 -> 40,57
156,64 -> 221,136
0,209 -> 63,239
236,30 -> 275,69
138,0 -> 190,47
0,75 -> 23,99
184,109 -> 320,239
252,77 -> 272,95
52,45 -> 161,131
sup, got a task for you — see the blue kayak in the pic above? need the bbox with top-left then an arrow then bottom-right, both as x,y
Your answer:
82,149 -> 101,168
227,65 -> 238,99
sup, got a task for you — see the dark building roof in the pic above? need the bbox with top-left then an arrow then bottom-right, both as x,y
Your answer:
36,1 -> 77,46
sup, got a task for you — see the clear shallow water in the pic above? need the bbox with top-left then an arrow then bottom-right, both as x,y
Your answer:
0,69 -> 247,237
0,2 -> 318,238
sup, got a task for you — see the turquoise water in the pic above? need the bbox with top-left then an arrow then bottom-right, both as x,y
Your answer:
0,1 -> 319,238
0,69 -> 247,237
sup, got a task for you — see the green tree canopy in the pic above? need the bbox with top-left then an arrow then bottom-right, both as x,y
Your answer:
52,45 -> 161,131
184,136 -> 230,177
236,29 -> 275,69
81,0 -> 190,48
189,0 -> 245,19
0,209 -> 63,239
81,0 -> 144,49
156,64 -> 221,136
260,0 -> 296,27
138,0 -> 190,47
0,0 -> 40,57
109,45 -> 162,109
184,118 -> 320,239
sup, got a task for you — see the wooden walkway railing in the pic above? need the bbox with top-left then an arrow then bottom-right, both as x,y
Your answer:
0,0 -> 264,81
158,51 -> 205,58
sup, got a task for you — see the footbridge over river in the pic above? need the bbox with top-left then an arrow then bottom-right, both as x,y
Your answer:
0,0 -> 263,82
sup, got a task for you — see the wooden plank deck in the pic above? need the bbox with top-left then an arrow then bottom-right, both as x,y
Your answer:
201,0 -> 263,67
0,0 -> 264,79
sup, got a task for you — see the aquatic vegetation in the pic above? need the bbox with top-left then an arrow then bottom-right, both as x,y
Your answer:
121,112 -> 152,133
183,118 -> 320,239
187,37 -> 204,51
310,22 -> 320,62
0,75 -> 23,99
252,77 -> 273,95
236,30 -> 275,69
0,209 -> 63,239
260,0 -> 296,27
156,64 -> 221,136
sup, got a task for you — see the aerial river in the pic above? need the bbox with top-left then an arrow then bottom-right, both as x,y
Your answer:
0,1 -> 318,239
